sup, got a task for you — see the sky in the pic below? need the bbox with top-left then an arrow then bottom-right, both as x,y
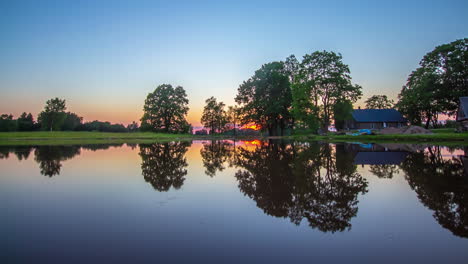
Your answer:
0,0 -> 467,126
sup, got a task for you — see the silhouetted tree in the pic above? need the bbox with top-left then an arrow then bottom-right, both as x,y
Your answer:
235,62 -> 292,136
365,95 -> 394,109
38,98 -> 67,131
61,112 -> 83,131
141,84 -> 190,133
294,51 -> 362,131
201,97 -> 227,134
397,38 -> 468,127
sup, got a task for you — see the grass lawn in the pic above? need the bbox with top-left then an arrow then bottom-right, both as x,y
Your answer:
290,129 -> 468,145
0,131 -> 194,145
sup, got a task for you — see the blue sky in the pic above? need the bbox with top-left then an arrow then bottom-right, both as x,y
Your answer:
1,0 -> 467,125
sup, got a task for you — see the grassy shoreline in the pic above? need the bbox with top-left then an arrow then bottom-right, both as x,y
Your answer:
0,130 -> 467,146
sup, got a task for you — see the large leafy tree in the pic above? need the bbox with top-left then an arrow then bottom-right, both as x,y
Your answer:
294,51 -> 362,131
235,62 -> 292,136
397,38 -> 468,127
397,68 -> 444,128
365,95 -> 394,109
201,96 -> 227,134
38,98 -> 67,131
141,84 -> 190,133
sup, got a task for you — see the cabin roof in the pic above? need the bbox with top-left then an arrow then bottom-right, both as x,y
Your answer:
352,109 -> 407,123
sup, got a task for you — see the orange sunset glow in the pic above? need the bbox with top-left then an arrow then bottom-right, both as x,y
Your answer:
241,123 -> 261,130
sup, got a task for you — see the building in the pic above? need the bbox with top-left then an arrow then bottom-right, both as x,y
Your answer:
344,109 -> 407,130
456,97 -> 468,131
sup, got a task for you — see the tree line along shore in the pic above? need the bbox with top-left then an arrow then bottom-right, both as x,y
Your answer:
1,38 -> 467,141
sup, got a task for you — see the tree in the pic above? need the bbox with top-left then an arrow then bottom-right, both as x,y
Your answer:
61,112 -> 83,131
397,38 -> 468,127
295,51 -> 362,132
235,62 -> 292,136
365,95 -> 394,109
226,106 -> 240,136
397,68 -> 444,128
333,99 -> 353,130
38,98 -> 67,131
201,97 -> 227,134
16,112 -> 35,131
127,121 -> 139,132
141,84 -> 189,133
0,114 -> 17,132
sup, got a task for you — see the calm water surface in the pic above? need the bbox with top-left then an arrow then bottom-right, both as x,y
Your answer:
1,140 -> 467,263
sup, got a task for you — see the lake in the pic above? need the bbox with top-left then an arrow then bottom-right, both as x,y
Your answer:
1,140 -> 467,263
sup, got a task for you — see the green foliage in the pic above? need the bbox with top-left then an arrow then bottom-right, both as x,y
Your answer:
397,38 -> 468,128
201,96 -> 227,134
296,51 -> 362,131
0,114 -> 17,132
141,84 -> 190,133
291,81 -> 320,132
61,112 -> 83,131
17,112 -> 35,131
127,121 -> 140,132
365,95 -> 394,109
226,105 -> 240,135
235,62 -> 292,136
38,98 -> 67,131
333,99 -> 353,130
76,120 -> 128,132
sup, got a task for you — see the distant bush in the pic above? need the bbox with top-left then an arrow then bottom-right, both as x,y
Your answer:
195,129 -> 208,135
75,121 -> 128,132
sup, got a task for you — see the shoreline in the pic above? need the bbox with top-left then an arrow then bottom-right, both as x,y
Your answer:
0,131 -> 467,146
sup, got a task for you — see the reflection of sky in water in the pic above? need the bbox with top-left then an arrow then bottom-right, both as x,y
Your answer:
0,142 -> 467,263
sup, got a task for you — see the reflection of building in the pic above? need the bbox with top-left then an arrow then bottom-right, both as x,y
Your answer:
345,109 -> 407,129
345,143 -> 409,166
456,97 -> 468,131
353,152 -> 408,165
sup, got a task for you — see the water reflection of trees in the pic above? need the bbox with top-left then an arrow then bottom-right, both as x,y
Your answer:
200,141 -> 234,177
139,142 -> 191,191
34,146 -> 81,177
401,146 -> 468,238
227,141 -> 369,233
0,144 -> 124,177
369,164 -> 400,179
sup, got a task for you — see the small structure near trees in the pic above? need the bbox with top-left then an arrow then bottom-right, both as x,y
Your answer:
344,109 -> 407,130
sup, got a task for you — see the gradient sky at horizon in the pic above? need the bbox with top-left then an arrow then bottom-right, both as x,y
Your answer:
1,0 -> 467,126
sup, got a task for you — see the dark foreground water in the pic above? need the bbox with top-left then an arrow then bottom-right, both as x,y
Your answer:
1,140 -> 467,263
